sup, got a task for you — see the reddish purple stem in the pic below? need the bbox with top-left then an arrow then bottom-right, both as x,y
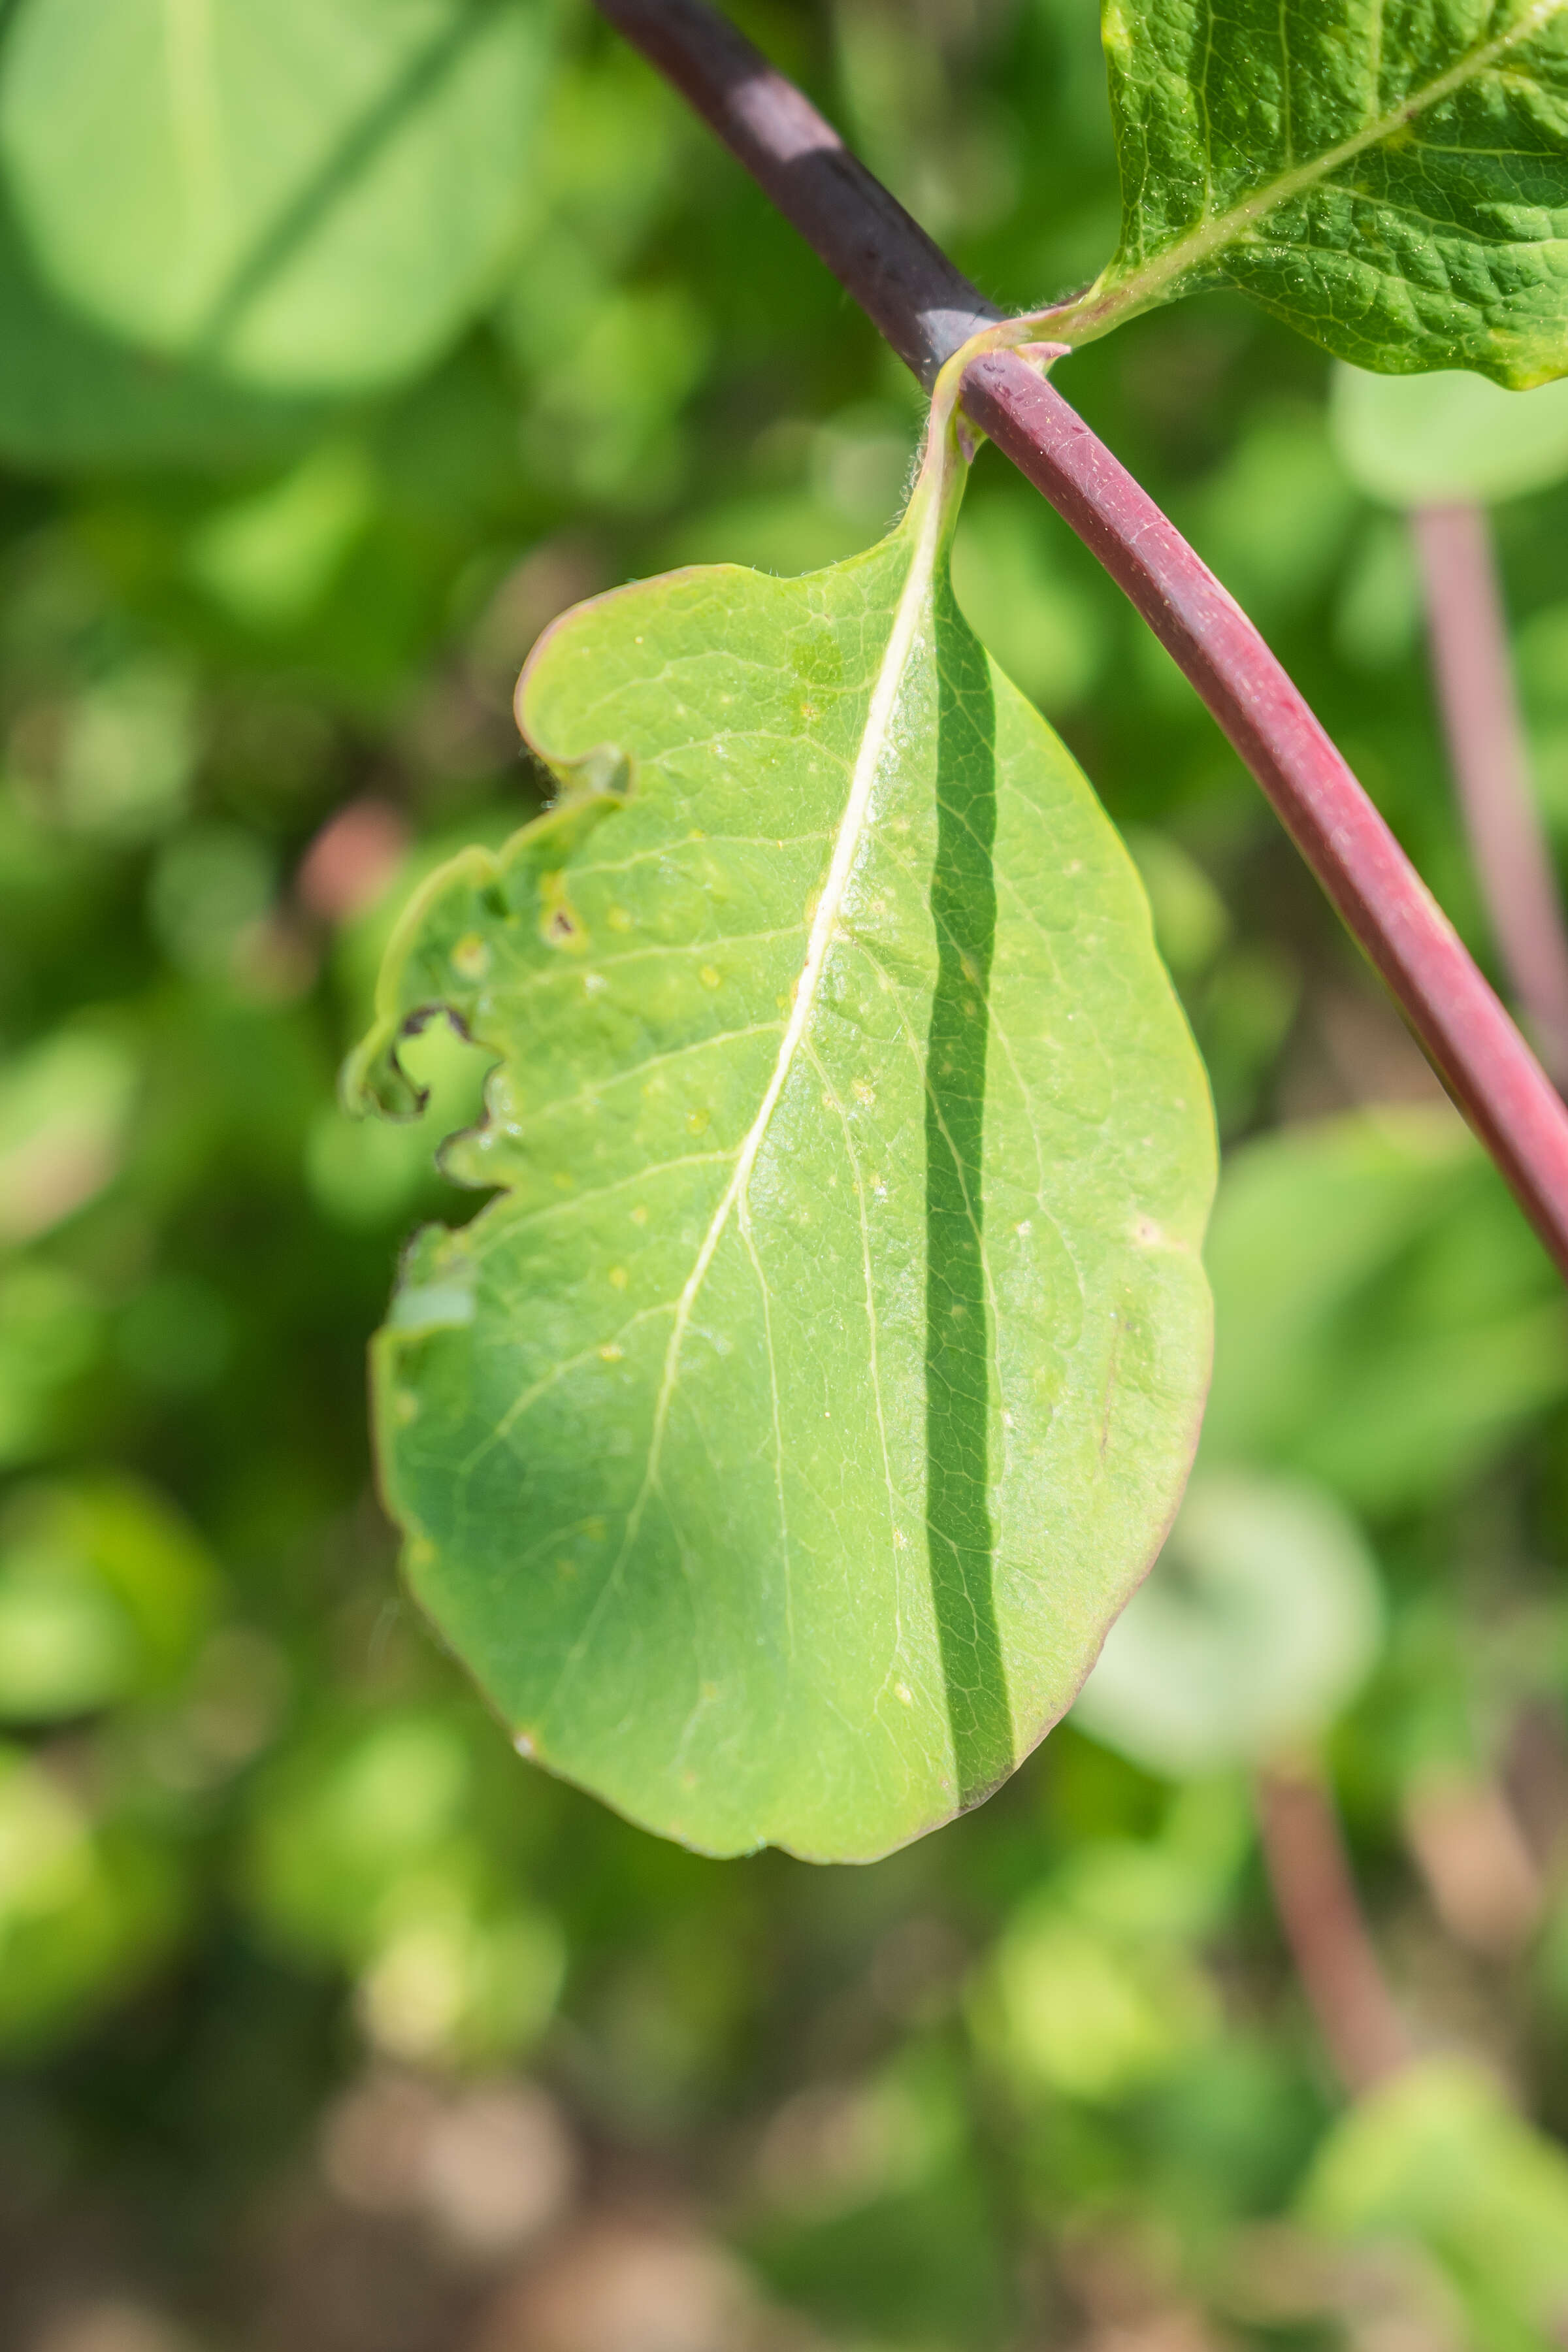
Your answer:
591,0 -> 1568,1280
1410,500 -> 1568,1092
1255,1765 -> 1411,2095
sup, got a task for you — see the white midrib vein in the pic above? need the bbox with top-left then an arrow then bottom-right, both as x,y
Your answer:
1069,0 -> 1568,340
568,459 -> 951,1658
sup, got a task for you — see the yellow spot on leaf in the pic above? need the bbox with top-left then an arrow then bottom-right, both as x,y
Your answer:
608,1266 -> 629,1290
451,932 -> 489,981
540,870 -> 587,951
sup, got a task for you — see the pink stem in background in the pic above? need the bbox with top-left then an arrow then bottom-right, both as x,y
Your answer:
1410,500 -> 1568,1093
591,0 -> 1568,1280
1255,1765 -> 1411,2096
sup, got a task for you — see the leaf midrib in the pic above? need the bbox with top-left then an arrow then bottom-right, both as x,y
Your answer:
538,470 -> 955,1726
1069,0 -> 1568,342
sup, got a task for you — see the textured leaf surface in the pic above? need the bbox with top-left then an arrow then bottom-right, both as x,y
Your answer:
1067,0 -> 1568,383
0,0 -> 550,395
348,459 -> 1214,1861
1331,359 -> 1568,502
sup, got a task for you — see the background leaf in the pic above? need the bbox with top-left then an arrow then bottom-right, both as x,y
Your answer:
1198,1107 -> 1568,1512
350,493 -> 1215,1861
0,190 -> 323,470
1301,2057 -> 1568,2344
1331,362 -> 1568,506
1073,1472 -> 1384,1775
1080,0 -> 1568,382
0,0 -> 553,395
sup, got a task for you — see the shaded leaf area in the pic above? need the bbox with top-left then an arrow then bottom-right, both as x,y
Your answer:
350,500 -> 1213,1859
0,0 -> 551,395
1080,0 -> 1568,382
0,184 -> 325,471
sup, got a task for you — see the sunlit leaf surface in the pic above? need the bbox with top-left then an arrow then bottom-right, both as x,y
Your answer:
1069,0 -> 1568,382
350,454 -> 1214,1860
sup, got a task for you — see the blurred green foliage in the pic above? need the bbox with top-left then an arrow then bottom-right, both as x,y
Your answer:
5,1 -> 1568,2345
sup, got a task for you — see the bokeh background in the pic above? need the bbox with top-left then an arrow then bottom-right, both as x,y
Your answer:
7,1 -> 1568,2346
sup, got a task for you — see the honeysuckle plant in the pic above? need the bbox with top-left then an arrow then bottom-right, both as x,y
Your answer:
336,0 -> 1568,1861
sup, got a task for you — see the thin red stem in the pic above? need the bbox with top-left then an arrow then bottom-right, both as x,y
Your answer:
1254,1764 -> 1411,2096
1411,500 -> 1568,1092
961,361 -> 1568,1256
591,0 -> 1568,1280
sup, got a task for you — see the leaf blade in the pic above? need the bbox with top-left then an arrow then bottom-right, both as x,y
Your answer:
0,0 -> 553,395
351,479 -> 1215,1860
1073,0 -> 1568,382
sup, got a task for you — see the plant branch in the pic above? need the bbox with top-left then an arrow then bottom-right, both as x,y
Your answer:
1410,500 -> 1568,1092
591,0 -> 1568,1281
1254,1763 -> 1411,2096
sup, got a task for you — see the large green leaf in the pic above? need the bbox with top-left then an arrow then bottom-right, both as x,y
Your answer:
0,186 -> 321,470
347,432 -> 1215,1862
0,0 -> 552,397
1061,0 -> 1568,384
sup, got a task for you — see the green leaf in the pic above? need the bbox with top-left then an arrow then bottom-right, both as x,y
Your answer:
1065,0 -> 1568,384
347,433 -> 1215,1862
1301,2056 -> 1568,2346
0,186 -> 322,470
1200,1107 -> 1568,1511
0,0 -> 553,396
1331,360 -> 1568,503
1073,1473 -> 1384,1775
